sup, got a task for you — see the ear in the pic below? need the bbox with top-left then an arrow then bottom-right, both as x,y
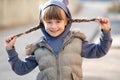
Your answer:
49,0 -> 69,6
61,0 -> 69,5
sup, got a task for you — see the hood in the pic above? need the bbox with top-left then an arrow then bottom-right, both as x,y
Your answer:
40,0 -> 71,20
39,0 -> 72,54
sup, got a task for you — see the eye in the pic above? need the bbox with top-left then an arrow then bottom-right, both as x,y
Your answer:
56,20 -> 61,23
46,21 -> 52,24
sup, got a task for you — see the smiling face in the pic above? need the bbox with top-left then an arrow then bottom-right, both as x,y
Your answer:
42,5 -> 68,37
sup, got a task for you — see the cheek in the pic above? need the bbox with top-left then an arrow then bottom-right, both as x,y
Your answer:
44,23 -> 50,29
44,26 -> 50,32
44,25 -> 50,33
62,26 -> 65,30
60,26 -> 65,33
61,23 -> 66,30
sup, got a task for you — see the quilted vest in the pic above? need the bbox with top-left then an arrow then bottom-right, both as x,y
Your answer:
34,30 -> 86,80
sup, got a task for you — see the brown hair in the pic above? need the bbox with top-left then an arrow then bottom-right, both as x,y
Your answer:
42,5 -> 67,21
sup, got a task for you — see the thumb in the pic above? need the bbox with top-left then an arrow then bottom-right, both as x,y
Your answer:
10,36 -> 17,45
5,36 -> 17,50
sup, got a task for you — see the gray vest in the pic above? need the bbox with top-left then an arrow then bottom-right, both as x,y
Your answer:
34,30 -> 86,80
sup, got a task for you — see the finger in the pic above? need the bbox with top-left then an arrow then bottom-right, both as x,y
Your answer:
5,36 -> 11,43
101,18 -> 109,23
101,18 -> 106,23
104,18 -> 109,23
5,35 -> 17,43
10,36 -> 17,45
96,17 -> 108,24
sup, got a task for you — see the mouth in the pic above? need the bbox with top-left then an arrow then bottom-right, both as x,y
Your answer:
50,29 -> 59,33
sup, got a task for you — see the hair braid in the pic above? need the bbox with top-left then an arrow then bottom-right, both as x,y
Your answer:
13,18 -> 96,38
13,22 -> 43,38
68,18 -> 96,24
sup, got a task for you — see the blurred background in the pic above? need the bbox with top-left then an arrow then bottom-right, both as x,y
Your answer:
0,0 -> 120,80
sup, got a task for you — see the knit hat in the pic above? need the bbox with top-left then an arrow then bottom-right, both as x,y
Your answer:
39,0 -> 72,54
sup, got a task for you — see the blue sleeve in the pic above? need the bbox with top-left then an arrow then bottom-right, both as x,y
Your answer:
6,48 -> 38,75
81,30 -> 112,58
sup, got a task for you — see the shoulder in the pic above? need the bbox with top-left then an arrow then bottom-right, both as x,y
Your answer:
25,37 -> 44,55
70,29 -> 86,41
25,43 -> 38,55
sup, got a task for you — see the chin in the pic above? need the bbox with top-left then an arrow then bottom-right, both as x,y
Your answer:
50,34 -> 60,37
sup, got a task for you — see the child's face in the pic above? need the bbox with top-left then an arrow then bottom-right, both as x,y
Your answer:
43,19 -> 67,37
42,6 -> 67,37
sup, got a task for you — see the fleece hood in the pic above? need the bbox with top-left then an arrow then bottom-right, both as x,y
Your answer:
39,0 -> 72,54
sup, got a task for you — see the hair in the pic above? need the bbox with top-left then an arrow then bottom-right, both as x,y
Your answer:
42,5 -> 67,21
13,5 -> 96,38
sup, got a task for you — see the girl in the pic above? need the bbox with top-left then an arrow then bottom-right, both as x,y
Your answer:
5,0 -> 112,80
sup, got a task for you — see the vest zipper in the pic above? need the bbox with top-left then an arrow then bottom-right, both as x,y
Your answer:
42,43 -> 61,80
54,37 -> 74,80
56,55 -> 60,80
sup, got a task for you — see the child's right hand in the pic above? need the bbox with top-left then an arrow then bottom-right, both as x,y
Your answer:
4,35 -> 17,50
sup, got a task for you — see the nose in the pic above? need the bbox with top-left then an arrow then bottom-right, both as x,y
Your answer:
51,23 -> 58,30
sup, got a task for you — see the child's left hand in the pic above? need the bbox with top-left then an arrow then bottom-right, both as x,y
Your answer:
95,17 -> 111,31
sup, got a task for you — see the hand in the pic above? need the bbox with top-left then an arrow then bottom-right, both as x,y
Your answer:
4,35 -> 17,50
95,17 -> 111,31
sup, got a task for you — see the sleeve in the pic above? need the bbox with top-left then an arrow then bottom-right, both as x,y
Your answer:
81,30 -> 112,58
6,48 -> 38,75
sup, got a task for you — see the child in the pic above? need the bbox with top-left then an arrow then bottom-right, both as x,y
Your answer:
5,0 -> 112,80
